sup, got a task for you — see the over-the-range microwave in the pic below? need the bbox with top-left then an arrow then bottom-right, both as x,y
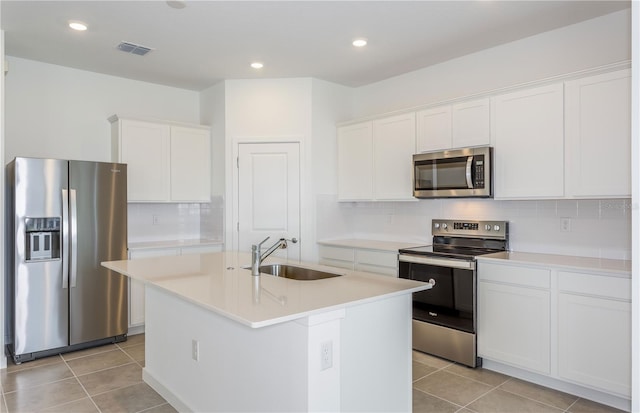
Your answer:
413,146 -> 492,198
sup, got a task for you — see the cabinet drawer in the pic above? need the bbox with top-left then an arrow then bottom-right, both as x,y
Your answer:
478,262 -> 550,289
357,264 -> 397,277
319,258 -> 354,271
319,245 -> 355,262
356,250 -> 397,268
558,271 -> 631,301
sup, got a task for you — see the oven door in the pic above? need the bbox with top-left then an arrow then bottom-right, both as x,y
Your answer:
398,254 -> 475,333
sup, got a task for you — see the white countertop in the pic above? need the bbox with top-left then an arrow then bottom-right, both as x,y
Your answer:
318,238 -> 425,252
128,238 -> 223,251
477,251 -> 631,276
102,251 -> 430,328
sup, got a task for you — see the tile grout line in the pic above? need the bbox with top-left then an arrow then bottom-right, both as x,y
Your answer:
412,386 -> 467,411
495,380 -> 577,412
60,353 -> 103,413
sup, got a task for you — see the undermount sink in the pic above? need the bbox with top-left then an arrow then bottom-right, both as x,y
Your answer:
258,264 -> 342,280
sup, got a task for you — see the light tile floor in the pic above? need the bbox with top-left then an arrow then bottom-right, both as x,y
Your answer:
0,334 -> 175,413
0,335 -> 627,413
413,350 -> 627,413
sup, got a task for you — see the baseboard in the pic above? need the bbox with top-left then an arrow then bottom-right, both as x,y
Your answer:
128,325 -> 145,336
482,359 -> 631,412
143,368 -> 192,413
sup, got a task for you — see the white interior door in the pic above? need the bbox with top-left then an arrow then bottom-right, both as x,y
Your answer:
237,142 -> 300,261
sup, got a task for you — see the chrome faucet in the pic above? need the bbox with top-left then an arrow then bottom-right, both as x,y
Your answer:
251,236 -> 298,276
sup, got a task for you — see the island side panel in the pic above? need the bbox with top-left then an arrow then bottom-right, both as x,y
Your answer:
143,285 -> 310,412
340,294 -> 413,412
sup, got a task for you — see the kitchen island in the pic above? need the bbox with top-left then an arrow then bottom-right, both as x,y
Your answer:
102,251 -> 430,412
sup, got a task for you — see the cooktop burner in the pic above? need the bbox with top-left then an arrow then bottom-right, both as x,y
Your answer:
399,244 -> 504,259
399,219 -> 509,260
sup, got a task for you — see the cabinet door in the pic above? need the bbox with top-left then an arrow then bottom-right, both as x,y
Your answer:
355,249 -> 398,277
128,248 -> 180,327
318,245 -> 355,270
478,281 -> 550,374
452,98 -> 490,149
373,113 -> 416,200
558,293 -> 631,396
416,106 -> 451,152
565,69 -> 631,198
492,84 -> 564,198
170,127 -> 211,202
337,122 -> 374,200
120,120 -> 171,201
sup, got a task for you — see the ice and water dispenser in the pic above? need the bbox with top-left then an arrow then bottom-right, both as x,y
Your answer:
25,217 -> 61,261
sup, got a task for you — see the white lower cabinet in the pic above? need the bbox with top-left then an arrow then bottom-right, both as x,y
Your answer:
128,243 -> 222,328
477,263 -> 550,374
557,271 -> 631,396
477,261 -> 631,400
318,244 -> 398,277
478,281 -> 550,374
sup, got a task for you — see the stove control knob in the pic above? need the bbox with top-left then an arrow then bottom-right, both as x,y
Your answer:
441,223 -> 448,229
484,224 -> 492,231
494,225 -> 501,231
434,223 -> 440,229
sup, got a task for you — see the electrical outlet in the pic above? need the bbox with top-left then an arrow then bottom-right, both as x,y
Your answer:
192,339 -> 199,361
152,215 -> 159,225
320,341 -> 332,370
560,217 -> 571,233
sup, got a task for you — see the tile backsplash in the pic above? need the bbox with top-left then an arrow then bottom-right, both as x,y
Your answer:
316,195 -> 632,260
127,199 -> 224,243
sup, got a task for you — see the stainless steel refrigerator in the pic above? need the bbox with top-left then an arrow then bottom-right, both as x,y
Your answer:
5,157 -> 128,363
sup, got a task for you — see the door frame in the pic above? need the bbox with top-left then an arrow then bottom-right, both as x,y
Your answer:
229,137 -> 304,254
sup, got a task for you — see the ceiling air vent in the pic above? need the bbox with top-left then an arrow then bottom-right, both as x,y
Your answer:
117,41 -> 153,56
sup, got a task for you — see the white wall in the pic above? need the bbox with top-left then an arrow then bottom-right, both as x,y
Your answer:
630,2 -> 639,410
3,57 -> 211,244
4,57 -> 201,163
352,9 -> 631,118
218,78 -> 354,261
223,78 -> 313,258
0,25 -> 6,369
199,81 -> 226,242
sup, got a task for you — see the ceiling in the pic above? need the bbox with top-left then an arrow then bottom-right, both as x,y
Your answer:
1,1 -> 631,91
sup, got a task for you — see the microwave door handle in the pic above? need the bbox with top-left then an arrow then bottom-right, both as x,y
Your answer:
465,156 -> 473,189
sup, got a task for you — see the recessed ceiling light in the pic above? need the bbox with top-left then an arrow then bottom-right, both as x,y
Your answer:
251,62 -> 264,69
69,21 -> 87,31
352,38 -> 367,47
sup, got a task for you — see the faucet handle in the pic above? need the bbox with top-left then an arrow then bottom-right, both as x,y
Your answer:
288,237 -> 298,244
258,236 -> 271,247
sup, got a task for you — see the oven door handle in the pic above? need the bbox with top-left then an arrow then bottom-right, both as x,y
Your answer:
398,253 -> 474,270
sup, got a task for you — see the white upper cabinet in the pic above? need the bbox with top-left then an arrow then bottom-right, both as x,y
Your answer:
564,69 -> 631,198
492,83 -> 565,199
110,116 -> 211,202
170,126 -> 211,202
373,113 -> 416,200
115,119 -> 171,202
416,98 -> 490,153
337,122 -> 374,200
416,106 -> 451,152
338,113 -> 416,201
452,98 -> 491,148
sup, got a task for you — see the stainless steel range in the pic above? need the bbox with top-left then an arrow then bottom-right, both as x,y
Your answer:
398,219 -> 509,367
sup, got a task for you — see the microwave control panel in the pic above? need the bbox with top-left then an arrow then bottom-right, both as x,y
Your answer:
473,155 -> 485,188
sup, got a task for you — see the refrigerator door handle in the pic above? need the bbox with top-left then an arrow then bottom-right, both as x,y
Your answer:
70,189 -> 78,288
62,189 -> 69,289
